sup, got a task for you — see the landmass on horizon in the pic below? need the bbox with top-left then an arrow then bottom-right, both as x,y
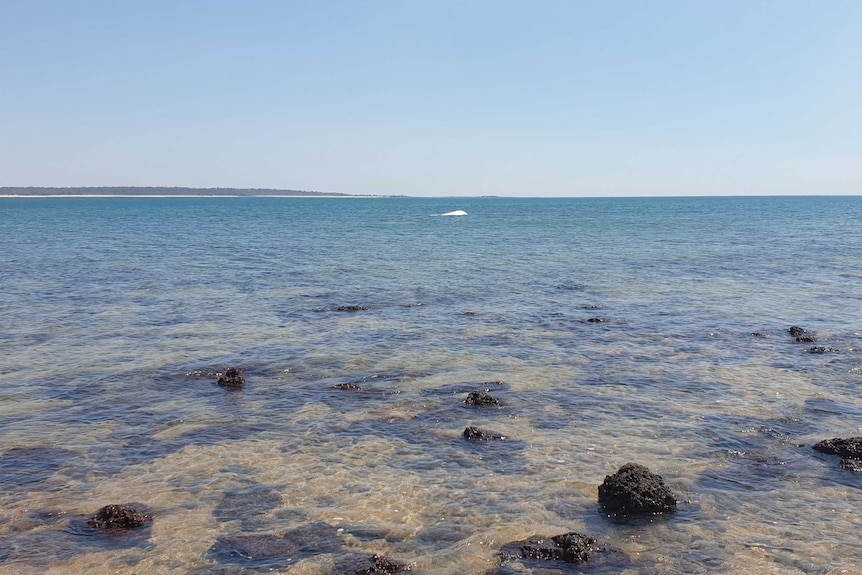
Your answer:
0,186 -> 388,197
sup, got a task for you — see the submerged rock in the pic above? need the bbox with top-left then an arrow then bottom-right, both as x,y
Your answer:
217,367 -> 245,389
598,463 -> 677,515
86,504 -> 150,529
465,391 -> 502,407
840,459 -> 862,472
584,317 -> 610,323
813,437 -> 862,459
463,426 -> 505,441
499,532 -> 601,564
751,331 -> 769,337
807,346 -> 840,354
209,521 -> 341,566
337,305 -> 369,312
0,447 -> 77,486
796,335 -> 817,342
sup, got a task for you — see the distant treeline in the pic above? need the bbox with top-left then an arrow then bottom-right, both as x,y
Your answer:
0,186 -> 354,197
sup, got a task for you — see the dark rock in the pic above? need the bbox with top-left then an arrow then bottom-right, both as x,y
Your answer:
813,437 -> 862,459
787,326 -> 807,337
217,368 -> 245,389
465,391 -> 502,407
840,458 -> 862,471
336,554 -> 407,574
87,504 -> 150,529
584,317 -> 609,323
463,426 -> 505,441
578,304 -> 604,310
598,463 -> 677,515
499,532 -> 600,564
751,331 -> 769,337
795,335 -> 817,342
807,346 -> 840,354
463,311 -> 479,316
334,383 -> 363,390
337,306 -> 369,312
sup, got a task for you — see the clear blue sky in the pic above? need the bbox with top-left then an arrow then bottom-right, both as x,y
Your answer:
1,1 -> 860,197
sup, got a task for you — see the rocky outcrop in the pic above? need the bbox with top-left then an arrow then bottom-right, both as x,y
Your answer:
787,326 -> 807,337
217,367 -> 245,389
334,383 -> 363,390
813,437 -> 862,459
336,554 -> 407,574
499,532 -> 602,564
598,463 -> 676,515
87,504 -> 150,529
465,391 -> 502,407
337,305 -> 369,312
463,426 -> 504,441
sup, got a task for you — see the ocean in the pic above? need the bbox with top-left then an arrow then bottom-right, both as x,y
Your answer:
0,195 -> 860,574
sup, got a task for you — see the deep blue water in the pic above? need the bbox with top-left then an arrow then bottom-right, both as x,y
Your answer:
0,196 -> 860,574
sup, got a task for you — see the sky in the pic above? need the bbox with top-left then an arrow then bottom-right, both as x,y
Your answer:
1,1 -> 860,197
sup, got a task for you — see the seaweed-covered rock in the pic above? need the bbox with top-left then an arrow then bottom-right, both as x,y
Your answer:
86,504 -> 150,529
787,326 -> 807,337
463,426 -> 505,441
217,367 -> 245,389
499,532 -> 599,564
465,391 -> 502,407
813,437 -> 862,459
598,463 -> 676,515
337,305 -> 369,312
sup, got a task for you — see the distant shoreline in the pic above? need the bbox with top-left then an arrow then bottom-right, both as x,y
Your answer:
0,194 -> 382,198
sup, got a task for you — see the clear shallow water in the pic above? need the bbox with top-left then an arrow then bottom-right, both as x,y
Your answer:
0,196 -> 861,574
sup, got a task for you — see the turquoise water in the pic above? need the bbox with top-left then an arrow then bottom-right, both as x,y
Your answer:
0,196 -> 860,574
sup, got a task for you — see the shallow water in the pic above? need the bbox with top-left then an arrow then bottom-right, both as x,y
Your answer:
1,196 -> 861,574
